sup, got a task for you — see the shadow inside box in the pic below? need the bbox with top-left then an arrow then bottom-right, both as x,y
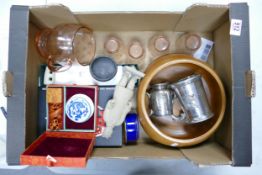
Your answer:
141,137 -> 175,149
141,134 -> 231,159
128,164 -> 184,175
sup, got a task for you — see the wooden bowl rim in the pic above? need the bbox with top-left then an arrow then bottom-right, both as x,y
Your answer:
137,54 -> 226,147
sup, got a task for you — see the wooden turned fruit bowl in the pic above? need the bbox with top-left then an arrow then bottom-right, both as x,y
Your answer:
137,54 -> 226,147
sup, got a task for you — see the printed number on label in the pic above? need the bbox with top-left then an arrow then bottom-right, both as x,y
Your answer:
230,19 -> 242,36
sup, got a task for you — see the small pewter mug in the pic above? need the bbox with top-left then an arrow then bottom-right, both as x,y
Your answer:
149,75 -> 213,124
170,74 -> 213,123
148,83 -> 173,117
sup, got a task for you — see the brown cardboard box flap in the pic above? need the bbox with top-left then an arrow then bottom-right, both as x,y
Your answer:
30,4 -> 78,28
180,141 -> 231,166
175,4 -> 229,32
30,4 -> 183,31
75,12 -> 182,31
245,70 -> 256,97
2,71 -> 13,97
29,4 -> 229,32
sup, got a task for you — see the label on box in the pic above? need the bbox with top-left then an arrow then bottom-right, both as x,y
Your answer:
230,19 -> 242,36
193,38 -> 214,62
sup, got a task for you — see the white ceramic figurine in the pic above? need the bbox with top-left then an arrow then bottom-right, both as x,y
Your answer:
102,67 -> 145,138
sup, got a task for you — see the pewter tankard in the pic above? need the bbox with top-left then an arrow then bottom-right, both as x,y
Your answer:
170,74 -> 213,123
149,83 -> 173,117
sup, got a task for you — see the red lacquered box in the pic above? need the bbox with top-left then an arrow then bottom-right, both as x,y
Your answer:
20,132 -> 95,167
20,85 -> 98,168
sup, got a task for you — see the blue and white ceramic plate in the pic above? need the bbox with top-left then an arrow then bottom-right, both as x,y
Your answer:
66,94 -> 94,123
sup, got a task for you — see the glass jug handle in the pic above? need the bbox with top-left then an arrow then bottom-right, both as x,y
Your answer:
47,57 -> 72,72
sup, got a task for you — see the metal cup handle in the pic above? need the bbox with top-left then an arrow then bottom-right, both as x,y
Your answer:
146,92 -> 153,115
168,85 -> 187,122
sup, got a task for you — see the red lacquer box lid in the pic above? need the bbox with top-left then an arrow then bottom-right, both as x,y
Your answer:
20,131 -> 95,168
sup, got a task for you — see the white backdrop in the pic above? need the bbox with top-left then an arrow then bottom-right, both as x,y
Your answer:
0,0 -> 261,174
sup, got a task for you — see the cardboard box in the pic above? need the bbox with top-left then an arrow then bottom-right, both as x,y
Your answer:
6,3 -> 252,167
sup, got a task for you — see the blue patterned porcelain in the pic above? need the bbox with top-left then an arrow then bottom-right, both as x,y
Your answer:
66,94 -> 94,123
